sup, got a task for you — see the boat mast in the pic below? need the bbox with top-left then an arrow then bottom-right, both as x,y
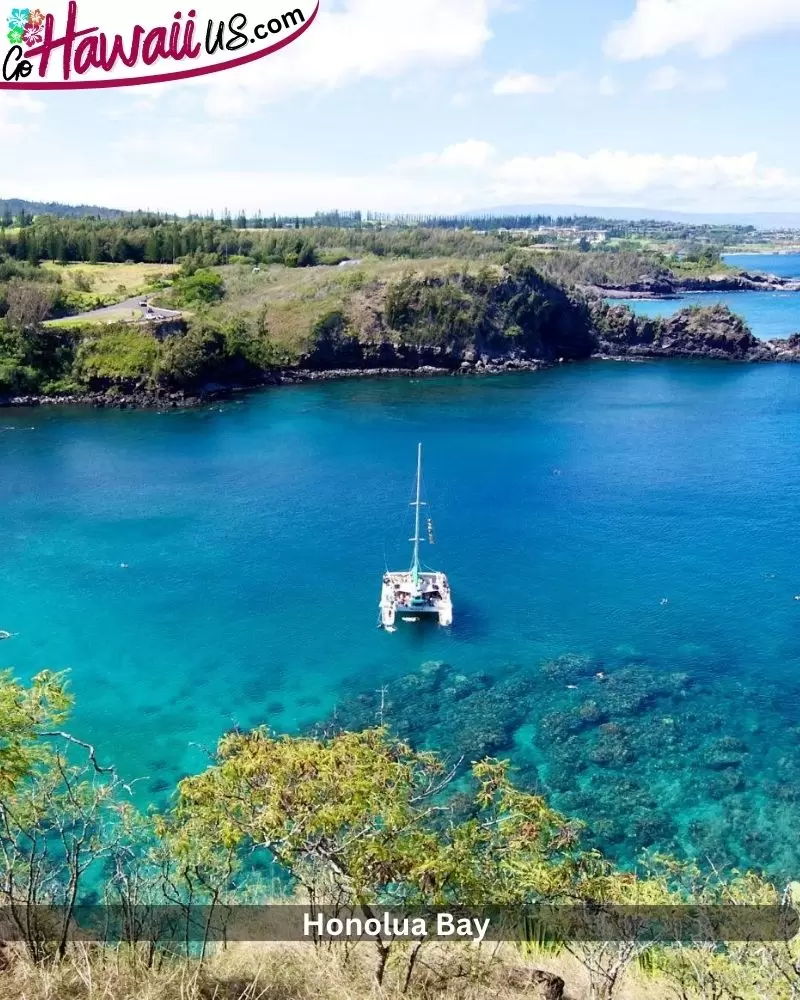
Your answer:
410,442 -> 425,586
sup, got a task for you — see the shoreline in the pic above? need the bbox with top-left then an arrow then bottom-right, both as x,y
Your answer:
591,270 -> 800,300
5,348 -> 800,411
0,359 -> 549,410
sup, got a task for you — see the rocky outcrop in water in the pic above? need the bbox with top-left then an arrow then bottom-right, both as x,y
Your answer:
591,270 -> 800,299
593,301 -> 800,362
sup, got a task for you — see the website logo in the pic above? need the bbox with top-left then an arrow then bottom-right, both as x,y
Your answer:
1,1 -> 317,89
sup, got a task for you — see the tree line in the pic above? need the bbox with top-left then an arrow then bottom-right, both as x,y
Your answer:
0,219 -> 512,266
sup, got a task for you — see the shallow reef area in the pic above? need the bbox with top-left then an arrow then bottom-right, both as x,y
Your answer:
325,649 -> 800,880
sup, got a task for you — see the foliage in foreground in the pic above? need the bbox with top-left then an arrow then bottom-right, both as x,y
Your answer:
0,670 -> 798,999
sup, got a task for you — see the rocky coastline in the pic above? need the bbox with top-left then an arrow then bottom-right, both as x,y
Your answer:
5,327 -> 800,411
0,359 -> 550,410
4,287 -> 800,411
592,270 -> 800,299
594,301 -> 800,362
5,331 -> 800,411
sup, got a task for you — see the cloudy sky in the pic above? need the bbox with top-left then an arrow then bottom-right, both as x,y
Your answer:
2,0 -> 800,215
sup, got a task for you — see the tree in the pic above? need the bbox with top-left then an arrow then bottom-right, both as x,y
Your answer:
173,729 -> 605,986
174,270 -> 225,306
0,671 -> 130,961
5,280 -> 57,333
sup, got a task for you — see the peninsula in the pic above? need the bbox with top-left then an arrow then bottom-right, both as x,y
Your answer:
3,211 -> 800,409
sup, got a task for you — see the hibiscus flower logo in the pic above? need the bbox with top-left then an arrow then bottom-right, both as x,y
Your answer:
7,7 -> 29,30
7,6 -> 28,40
22,19 -> 41,44
6,7 -> 47,46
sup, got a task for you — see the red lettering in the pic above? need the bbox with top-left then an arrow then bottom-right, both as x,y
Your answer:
168,20 -> 181,58
179,19 -> 201,59
20,0 -> 247,83
74,35 -> 97,75
25,2 -> 96,80
142,27 -> 169,66
96,26 -> 144,71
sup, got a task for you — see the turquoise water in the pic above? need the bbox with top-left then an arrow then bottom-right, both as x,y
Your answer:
612,291 -> 800,340
615,253 -> 800,340
723,252 -> 800,279
4,364 -> 800,876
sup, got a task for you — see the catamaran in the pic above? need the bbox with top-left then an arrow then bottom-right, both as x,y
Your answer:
379,444 -> 453,629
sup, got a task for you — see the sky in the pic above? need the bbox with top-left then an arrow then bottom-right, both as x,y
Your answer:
2,0 -> 800,215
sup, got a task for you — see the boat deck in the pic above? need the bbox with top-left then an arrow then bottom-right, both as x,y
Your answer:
380,570 -> 453,628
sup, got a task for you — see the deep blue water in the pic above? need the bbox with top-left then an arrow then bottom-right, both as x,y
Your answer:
4,364 -> 800,875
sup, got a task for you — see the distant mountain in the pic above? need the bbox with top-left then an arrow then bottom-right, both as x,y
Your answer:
0,198 -> 124,220
466,204 -> 800,229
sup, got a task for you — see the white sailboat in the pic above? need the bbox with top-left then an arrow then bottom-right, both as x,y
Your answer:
379,444 -> 453,629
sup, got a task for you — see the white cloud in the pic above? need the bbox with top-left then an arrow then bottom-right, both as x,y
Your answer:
488,150 -> 793,206
399,140 -> 497,171
606,0 -> 800,60
646,65 -> 727,92
196,0 -> 498,115
4,146 -> 800,215
492,71 -> 571,95
388,146 -> 800,213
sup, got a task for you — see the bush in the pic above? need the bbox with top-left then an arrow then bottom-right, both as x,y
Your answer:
75,328 -> 161,384
174,270 -> 225,306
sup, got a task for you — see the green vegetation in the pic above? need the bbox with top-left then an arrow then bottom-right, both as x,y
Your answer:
0,669 -> 797,1000
75,327 -> 161,383
0,223 -> 764,401
0,258 -> 600,396
0,216 -> 508,267
172,268 -> 225,306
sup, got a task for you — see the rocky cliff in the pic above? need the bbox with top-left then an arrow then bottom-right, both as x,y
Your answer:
592,301 -> 800,362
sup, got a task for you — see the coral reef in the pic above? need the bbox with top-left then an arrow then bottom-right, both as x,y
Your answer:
324,647 -> 800,879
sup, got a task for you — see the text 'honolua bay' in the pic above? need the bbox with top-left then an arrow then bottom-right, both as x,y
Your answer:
304,913 -> 491,944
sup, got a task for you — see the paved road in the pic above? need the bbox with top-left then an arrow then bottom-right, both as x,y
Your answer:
67,295 -> 183,323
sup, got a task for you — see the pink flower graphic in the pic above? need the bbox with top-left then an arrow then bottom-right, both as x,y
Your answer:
22,20 -> 41,44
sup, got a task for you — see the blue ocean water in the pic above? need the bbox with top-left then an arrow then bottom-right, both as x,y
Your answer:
4,364 -> 800,875
723,252 -> 800,279
612,291 -> 800,340
615,253 -> 800,340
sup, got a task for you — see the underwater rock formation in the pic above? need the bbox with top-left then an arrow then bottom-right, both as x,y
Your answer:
323,648 -> 800,880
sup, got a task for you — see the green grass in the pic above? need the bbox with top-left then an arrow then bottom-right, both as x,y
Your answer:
76,327 -> 161,382
208,258 -> 489,357
42,262 -> 177,313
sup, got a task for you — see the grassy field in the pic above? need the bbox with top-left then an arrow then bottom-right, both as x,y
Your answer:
43,261 -> 177,297
0,938 -> 674,1000
209,257 -> 490,355
43,261 -> 176,295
